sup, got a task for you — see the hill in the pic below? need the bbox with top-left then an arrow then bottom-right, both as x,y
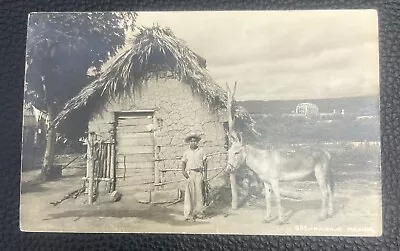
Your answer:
237,96 -> 379,116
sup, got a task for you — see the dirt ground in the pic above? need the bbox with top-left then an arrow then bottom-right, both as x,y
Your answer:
20,154 -> 382,236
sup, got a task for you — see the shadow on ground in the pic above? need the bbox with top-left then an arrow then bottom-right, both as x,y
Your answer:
45,203 -> 209,227
224,191 -> 350,223
21,180 -> 48,194
203,186 -> 233,218
282,197 -> 350,221
61,172 -> 86,179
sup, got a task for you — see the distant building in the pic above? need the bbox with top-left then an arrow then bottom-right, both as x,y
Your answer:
22,103 -> 47,170
295,103 -> 319,118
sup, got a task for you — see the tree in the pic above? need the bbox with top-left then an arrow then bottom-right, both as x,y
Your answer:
25,12 -> 137,181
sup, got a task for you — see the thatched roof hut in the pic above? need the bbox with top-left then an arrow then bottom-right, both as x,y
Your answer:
54,25 -> 258,192
55,25 -> 256,135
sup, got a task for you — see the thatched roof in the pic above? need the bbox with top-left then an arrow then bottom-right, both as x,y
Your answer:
55,25 -> 258,136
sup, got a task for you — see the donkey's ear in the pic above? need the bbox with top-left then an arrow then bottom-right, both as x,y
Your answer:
232,131 -> 240,142
226,131 -> 233,143
227,131 -> 237,143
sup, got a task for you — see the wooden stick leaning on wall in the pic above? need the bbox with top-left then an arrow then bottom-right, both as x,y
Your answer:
107,143 -> 112,192
94,142 -> 101,199
87,132 -> 94,204
99,143 -> 104,178
226,81 -> 238,210
102,143 -> 107,179
95,143 -> 99,179
111,143 -> 116,191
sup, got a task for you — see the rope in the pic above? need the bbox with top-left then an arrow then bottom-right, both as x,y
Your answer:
61,153 -> 86,170
204,152 -> 227,160
206,168 -> 225,182
203,152 -> 227,182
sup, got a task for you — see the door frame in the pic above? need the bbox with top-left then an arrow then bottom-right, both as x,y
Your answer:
113,109 -> 157,189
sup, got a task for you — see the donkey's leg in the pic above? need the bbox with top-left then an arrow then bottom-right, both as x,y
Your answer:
314,164 -> 328,220
327,188 -> 334,217
264,182 -> 273,222
326,169 -> 334,217
270,179 -> 284,224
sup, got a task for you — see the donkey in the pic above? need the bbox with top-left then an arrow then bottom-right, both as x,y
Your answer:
226,134 -> 334,224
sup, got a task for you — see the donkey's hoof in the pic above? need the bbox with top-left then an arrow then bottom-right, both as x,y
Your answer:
263,216 -> 273,223
277,218 -> 286,225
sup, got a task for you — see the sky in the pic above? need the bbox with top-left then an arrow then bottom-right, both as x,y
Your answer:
134,10 -> 379,101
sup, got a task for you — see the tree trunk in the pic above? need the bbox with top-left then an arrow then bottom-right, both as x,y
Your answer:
226,82 -> 238,210
39,103 -> 57,181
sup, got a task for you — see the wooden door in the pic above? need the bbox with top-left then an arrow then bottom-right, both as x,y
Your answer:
115,111 -> 155,190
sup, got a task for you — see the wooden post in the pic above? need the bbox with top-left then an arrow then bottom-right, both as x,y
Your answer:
101,144 -> 106,178
227,81 -> 238,210
152,115 -> 160,191
107,143 -> 111,178
101,143 -> 107,178
110,143 -> 116,191
110,120 -> 117,192
123,155 -> 127,180
154,146 -> 161,191
94,143 -> 100,198
98,143 -> 103,178
87,132 -> 94,204
154,164 -> 161,191
229,174 -> 238,210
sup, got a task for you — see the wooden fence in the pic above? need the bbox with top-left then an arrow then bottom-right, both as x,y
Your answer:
84,131 -> 227,204
84,132 -> 116,204
147,153 -> 226,189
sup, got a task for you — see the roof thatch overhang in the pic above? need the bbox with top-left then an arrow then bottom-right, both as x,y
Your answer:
55,25 -> 259,138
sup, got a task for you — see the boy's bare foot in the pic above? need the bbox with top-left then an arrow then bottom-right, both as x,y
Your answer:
196,214 -> 205,219
184,217 -> 195,222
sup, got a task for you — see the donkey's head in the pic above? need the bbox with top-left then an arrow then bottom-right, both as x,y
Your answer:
226,132 -> 245,173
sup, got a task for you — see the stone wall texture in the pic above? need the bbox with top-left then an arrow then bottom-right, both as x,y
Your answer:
88,78 -> 228,191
